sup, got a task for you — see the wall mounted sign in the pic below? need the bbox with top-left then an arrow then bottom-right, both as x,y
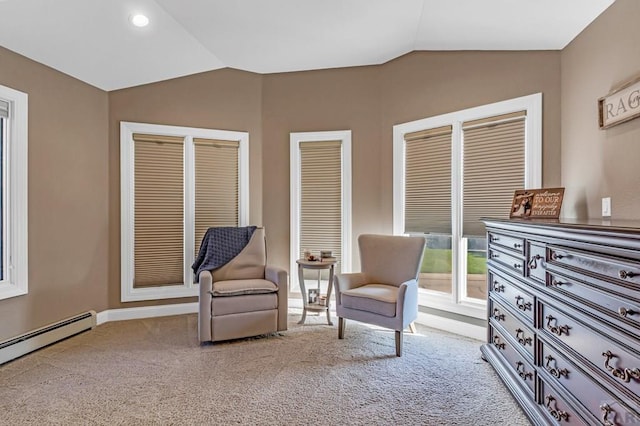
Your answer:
598,75 -> 640,129
510,188 -> 564,219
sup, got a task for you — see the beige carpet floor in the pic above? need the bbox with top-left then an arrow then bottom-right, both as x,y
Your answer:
0,311 -> 531,425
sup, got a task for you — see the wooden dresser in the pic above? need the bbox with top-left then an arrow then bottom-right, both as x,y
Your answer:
481,218 -> 640,425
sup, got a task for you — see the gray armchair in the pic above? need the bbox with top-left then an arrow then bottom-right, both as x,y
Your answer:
335,234 -> 426,356
198,227 -> 288,342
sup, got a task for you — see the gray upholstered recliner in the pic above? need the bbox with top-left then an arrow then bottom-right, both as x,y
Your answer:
335,234 -> 426,356
198,227 -> 288,342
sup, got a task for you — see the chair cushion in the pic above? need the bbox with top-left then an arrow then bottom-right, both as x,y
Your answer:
212,293 -> 278,316
212,279 -> 277,296
341,284 -> 397,317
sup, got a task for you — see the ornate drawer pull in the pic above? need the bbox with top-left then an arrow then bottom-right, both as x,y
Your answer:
528,254 -> 541,269
600,404 -> 616,426
549,279 -> 565,287
550,251 -> 567,261
545,355 -> 569,378
602,350 -> 640,383
618,270 -> 637,279
493,308 -> 505,321
515,328 -> 532,346
516,361 -> 533,381
545,315 -> 570,336
493,281 -> 505,293
544,395 -> 569,422
493,336 -> 505,350
515,296 -> 532,311
618,307 -> 635,317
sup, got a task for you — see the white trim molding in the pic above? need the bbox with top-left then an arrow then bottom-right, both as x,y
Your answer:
97,302 -> 198,325
120,122 -> 249,302
0,84 -> 28,301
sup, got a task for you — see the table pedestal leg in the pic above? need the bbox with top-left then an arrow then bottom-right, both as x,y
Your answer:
298,264 -> 308,324
326,265 -> 334,325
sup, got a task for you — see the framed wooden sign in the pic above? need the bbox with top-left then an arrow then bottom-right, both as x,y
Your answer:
510,188 -> 564,219
598,75 -> 640,129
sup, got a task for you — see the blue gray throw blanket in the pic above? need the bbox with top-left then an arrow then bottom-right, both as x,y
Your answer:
192,226 -> 257,278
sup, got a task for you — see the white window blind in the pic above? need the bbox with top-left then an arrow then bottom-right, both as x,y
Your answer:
404,126 -> 452,234
462,111 -> 526,236
299,140 -> 342,265
0,100 -> 8,118
133,133 -> 184,288
193,138 -> 240,254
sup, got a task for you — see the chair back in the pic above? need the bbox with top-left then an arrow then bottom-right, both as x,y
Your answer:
358,234 -> 426,286
211,227 -> 266,281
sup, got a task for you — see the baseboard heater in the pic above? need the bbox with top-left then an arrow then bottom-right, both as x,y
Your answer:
0,311 -> 96,365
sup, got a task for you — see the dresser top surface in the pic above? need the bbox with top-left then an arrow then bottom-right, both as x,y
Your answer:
482,217 -> 640,234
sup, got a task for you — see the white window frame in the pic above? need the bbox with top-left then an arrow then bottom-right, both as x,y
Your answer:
0,84 -> 28,301
290,130 -> 352,291
393,93 -> 542,318
120,122 -> 249,302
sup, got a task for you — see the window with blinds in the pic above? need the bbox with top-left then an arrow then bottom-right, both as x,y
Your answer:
462,111 -> 525,236
133,133 -> 184,288
0,85 -> 28,300
121,122 -> 249,301
194,138 -> 239,255
394,94 -> 540,314
404,126 -> 452,234
299,140 -> 342,267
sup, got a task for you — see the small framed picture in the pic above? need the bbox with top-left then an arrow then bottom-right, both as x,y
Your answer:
308,289 -> 318,304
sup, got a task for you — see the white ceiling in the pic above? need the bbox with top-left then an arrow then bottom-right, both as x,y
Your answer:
0,0 -> 615,91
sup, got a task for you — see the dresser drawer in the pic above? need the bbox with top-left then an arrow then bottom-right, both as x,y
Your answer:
489,325 -> 536,396
540,339 -> 640,425
489,231 -> 525,255
490,271 -> 534,323
549,245 -> 640,287
527,242 -> 547,284
490,298 -> 535,358
489,247 -> 525,277
547,270 -> 640,338
539,301 -> 640,403
539,379 -> 589,425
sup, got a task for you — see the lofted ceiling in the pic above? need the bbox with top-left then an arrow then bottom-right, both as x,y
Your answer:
0,0 -> 615,91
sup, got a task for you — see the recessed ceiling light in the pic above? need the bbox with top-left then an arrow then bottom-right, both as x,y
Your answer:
130,14 -> 149,28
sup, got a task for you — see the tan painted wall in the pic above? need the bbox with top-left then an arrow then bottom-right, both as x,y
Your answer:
263,51 -> 561,275
0,47 -> 109,341
0,39 -> 564,332
561,0 -> 640,219
108,68 -> 263,308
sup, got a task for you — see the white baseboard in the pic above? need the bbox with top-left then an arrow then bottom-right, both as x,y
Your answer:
415,311 -> 486,341
97,302 -> 198,325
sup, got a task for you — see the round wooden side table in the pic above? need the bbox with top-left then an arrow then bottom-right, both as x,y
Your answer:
296,258 -> 337,325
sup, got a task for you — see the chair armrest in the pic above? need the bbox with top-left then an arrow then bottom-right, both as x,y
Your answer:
266,265 -> 289,331
334,272 -> 367,305
265,265 -> 287,287
198,270 -> 213,342
396,279 -> 419,328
